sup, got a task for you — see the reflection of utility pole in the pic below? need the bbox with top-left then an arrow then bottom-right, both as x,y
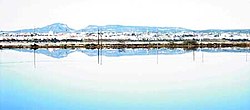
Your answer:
246,53 -> 248,62
157,46 -> 158,64
33,49 -> 36,68
98,48 -> 99,64
202,52 -> 204,63
100,46 -> 102,65
193,50 -> 195,61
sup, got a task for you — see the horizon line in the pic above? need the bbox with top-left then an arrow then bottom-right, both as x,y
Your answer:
1,23 -> 250,32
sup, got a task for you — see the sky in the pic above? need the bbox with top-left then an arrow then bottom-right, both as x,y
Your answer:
0,0 -> 250,31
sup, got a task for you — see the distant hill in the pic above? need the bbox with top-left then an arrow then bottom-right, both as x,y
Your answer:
12,23 -> 75,33
195,29 -> 250,33
6,23 -> 250,33
77,25 -> 190,33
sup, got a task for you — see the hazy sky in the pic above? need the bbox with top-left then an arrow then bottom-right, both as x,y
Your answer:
0,0 -> 250,30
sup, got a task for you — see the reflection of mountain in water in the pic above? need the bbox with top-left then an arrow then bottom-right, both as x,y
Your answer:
78,48 -> 188,57
15,49 -> 75,58
201,48 -> 250,53
13,48 -> 250,59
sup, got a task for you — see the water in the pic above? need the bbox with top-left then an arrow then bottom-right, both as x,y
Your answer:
1,48 -> 250,110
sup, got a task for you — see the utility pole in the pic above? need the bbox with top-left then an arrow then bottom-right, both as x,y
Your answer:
97,28 -> 99,64
156,27 -> 159,64
100,28 -> 103,65
98,28 -> 100,46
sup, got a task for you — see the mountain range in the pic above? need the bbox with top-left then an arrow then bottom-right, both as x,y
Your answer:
5,23 -> 250,33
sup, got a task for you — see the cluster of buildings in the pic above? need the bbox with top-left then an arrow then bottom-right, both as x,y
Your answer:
1,31 -> 250,41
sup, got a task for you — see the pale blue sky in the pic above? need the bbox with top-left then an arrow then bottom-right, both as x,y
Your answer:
0,0 -> 250,31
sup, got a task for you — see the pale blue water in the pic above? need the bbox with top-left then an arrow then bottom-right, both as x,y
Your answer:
1,48 -> 250,110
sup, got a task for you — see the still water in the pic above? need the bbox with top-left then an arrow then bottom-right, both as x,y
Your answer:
1,48 -> 250,110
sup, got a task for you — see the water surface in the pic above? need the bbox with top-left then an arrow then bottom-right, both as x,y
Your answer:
1,48 -> 250,110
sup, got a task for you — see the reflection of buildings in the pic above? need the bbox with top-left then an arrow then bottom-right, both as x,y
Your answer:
2,31 -> 250,42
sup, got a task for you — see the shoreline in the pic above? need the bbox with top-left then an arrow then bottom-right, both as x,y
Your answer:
1,41 -> 250,49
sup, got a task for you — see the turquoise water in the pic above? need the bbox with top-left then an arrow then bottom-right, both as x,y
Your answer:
1,48 -> 250,110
